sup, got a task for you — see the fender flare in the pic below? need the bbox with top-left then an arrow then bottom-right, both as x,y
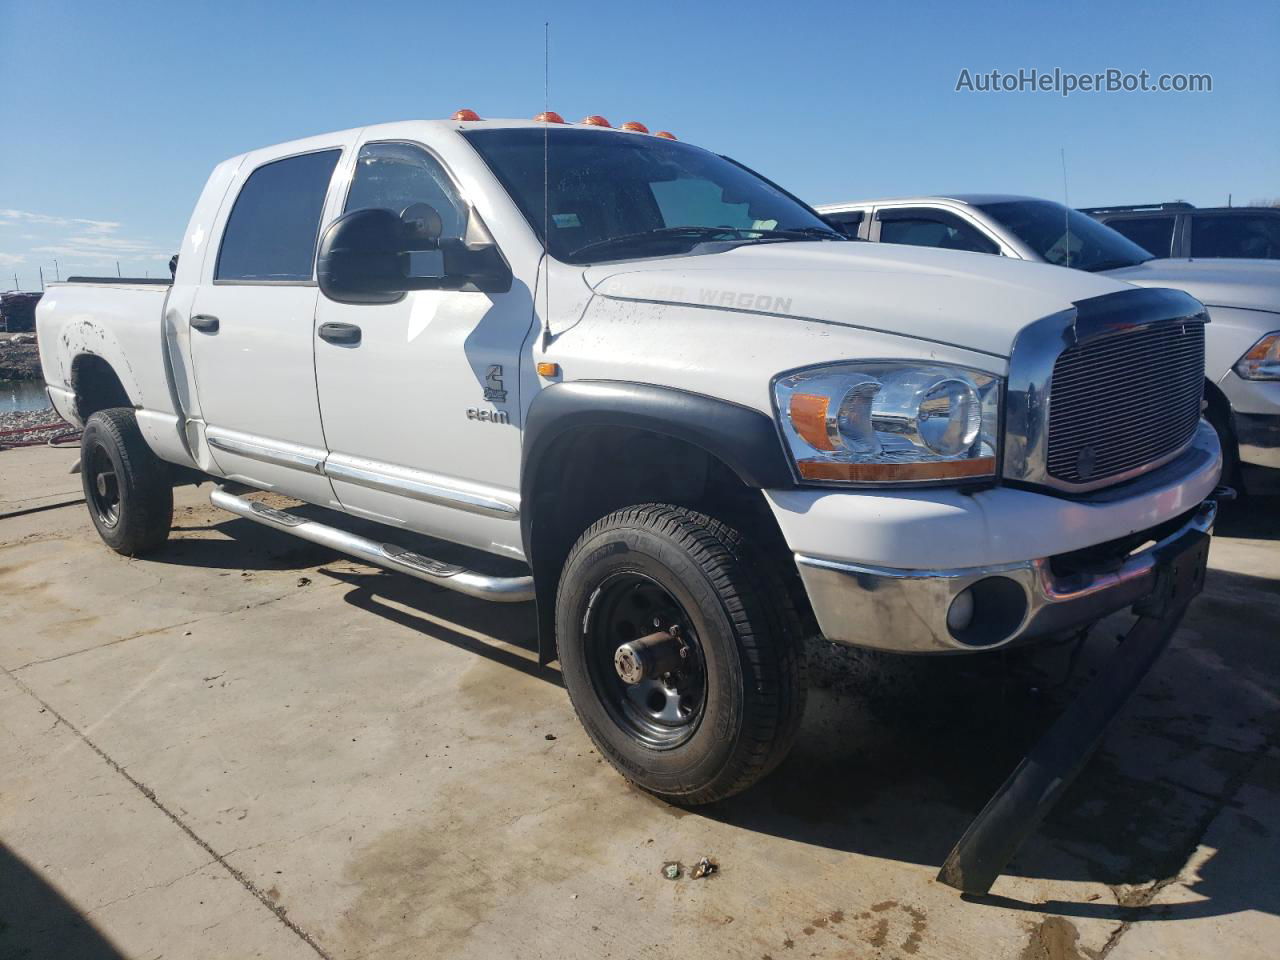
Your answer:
519,379 -> 796,662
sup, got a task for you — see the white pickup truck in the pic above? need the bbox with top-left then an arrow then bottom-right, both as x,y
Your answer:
38,114 -> 1223,808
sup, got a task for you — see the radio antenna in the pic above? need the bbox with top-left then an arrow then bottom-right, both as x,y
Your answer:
1060,147 -> 1072,268
541,21 -> 552,351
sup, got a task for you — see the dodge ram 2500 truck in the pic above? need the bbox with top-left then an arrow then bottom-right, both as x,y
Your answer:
39,114 -> 1222,810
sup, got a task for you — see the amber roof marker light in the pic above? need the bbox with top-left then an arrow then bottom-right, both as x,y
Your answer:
620,121 -> 649,133
654,131 -> 677,140
451,108 -> 482,121
580,115 -> 611,127
533,111 -> 565,123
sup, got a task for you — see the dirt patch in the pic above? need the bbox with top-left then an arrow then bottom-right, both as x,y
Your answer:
1019,916 -> 1092,960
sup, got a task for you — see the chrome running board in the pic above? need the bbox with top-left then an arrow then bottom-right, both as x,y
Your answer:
210,487 -> 534,603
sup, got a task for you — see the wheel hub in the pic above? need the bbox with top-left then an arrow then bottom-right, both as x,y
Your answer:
613,627 -> 687,684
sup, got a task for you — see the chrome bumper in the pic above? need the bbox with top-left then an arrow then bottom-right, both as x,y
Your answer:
795,497 -> 1218,654
1236,412 -> 1280,469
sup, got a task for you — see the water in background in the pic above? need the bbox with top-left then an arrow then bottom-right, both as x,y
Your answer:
0,379 -> 49,414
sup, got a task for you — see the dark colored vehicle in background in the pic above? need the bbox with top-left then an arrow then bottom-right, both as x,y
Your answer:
1084,202 -> 1280,260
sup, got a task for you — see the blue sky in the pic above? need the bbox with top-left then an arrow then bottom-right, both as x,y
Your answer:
1,0 -> 1276,287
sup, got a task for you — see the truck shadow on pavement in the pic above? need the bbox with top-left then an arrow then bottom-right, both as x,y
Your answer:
158,500 -> 1278,923
0,843 -> 127,960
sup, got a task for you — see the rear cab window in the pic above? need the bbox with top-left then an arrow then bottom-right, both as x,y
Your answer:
216,149 -> 342,282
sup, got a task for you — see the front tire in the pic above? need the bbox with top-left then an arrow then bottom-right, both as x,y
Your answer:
556,504 -> 805,805
80,408 -> 173,555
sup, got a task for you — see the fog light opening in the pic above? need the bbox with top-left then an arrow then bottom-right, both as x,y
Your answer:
948,576 -> 1028,648
947,588 -> 975,632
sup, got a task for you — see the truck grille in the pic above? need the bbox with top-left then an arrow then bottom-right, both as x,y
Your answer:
1046,320 -> 1205,486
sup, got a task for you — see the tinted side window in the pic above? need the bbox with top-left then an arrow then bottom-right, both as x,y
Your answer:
216,150 -> 341,282
1190,214 -> 1280,259
1106,216 -> 1175,258
344,141 -> 466,239
825,211 -> 864,238
878,209 -> 998,254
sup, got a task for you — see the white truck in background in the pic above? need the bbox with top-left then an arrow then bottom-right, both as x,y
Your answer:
38,115 -> 1223,818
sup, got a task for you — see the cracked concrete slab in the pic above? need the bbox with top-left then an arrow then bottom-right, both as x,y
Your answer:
2,444 -> 1278,958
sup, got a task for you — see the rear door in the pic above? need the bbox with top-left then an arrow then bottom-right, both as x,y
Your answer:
189,139 -> 351,504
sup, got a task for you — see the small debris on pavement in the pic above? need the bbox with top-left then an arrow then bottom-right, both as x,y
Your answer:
544,733 -> 557,740
662,861 -> 681,880
297,576 -> 311,587
690,856 -> 718,879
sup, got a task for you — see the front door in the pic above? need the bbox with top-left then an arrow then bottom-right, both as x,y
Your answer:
313,140 -> 533,557
189,143 -> 346,506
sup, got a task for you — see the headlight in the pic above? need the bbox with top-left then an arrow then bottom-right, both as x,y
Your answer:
774,362 -> 1000,484
1235,332 -> 1280,381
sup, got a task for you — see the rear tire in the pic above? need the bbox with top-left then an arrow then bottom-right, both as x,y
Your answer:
556,504 -> 806,805
80,408 -> 173,555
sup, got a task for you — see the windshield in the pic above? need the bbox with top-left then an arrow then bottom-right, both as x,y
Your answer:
463,128 -> 840,264
977,199 -> 1153,271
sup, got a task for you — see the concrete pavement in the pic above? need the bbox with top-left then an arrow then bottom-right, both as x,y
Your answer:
2,443 -> 1277,959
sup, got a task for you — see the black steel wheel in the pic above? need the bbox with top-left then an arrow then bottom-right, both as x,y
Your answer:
556,504 -> 806,805
584,573 -> 707,749
79,408 -> 173,555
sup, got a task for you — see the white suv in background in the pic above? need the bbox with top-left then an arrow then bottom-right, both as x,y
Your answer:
818,195 -> 1280,481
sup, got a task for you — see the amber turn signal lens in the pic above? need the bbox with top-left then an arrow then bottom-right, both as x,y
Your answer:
452,109 -> 482,121
620,121 -> 649,133
533,111 -> 565,123
797,457 -> 996,483
580,115 -> 611,127
654,131 -> 677,140
788,393 -> 834,451
536,362 -> 560,377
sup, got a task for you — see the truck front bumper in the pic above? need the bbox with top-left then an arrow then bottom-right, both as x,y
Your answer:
1219,372 -> 1280,469
1235,413 -> 1280,469
769,420 -> 1223,653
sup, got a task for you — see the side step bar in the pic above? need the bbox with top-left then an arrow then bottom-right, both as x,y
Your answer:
210,487 -> 534,602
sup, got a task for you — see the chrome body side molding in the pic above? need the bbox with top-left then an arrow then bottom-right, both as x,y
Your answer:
206,430 -> 326,473
202,431 -> 520,521
323,456 -> 520,520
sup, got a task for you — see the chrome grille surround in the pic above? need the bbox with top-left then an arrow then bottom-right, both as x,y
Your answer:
1003,287 -> 1208,494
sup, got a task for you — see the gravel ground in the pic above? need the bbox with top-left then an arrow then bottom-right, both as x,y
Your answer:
0,407 -> 75,448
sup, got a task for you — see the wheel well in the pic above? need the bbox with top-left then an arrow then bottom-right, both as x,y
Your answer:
71,354 -> 131,421
525,426 -> 814,663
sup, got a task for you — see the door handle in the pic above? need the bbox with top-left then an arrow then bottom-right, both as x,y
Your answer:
318,322 -> 362,345
190,314 -> 219,333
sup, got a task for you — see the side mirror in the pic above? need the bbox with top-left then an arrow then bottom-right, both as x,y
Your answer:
317,206 -> 512,305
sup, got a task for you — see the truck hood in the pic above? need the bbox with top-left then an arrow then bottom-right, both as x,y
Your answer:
584,242 -> 1130,357
1101,258 -> 1280,315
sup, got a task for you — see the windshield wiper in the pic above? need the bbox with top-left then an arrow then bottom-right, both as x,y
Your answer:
568,226 -> 753,261
1079,257 -> 1148,272
567,225 -> 843,261
740,227 -> 844,241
